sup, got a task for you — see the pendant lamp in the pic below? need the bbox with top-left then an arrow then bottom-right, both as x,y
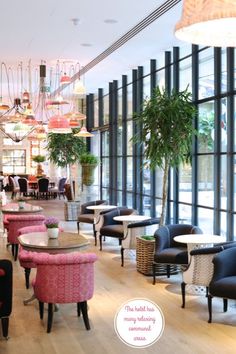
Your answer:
175,0 -> 236,47
74,126 -> 93,137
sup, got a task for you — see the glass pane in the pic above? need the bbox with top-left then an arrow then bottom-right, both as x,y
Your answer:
127,157 -> 133,190
94,99 -> 99,127
101,131 -> 109,156
220,212 -> 227,238
155,167 -> 163,199
117,157 -> 122,189
101,158 -> 109,187
143,75 -> 150,98
221,155 -> 227,210
198,102 -> 214,153
143,198 -> 151,216
127,121 -> 133,155
103,94 -> 109,125
199,47 -> 214,99
221,98 -> 227,152
117,123 -> 122,155
221,49 -> 227,93
198,208 -> 213,234
179,57 -> 192,93
102,188 -> 109,201
179,204 -> 192,224
198,155 -> 214,207
179,162 -> 192,203
126,193 -> 133,208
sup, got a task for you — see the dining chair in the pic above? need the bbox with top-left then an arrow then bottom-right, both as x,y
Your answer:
8,176 -> 20,199
32,252 -> 98,333
18,177 -> 35,197
0,259 -> 13,339
49,177 -> 67,199
36,178 -> 49,199
5,214 -> 46,261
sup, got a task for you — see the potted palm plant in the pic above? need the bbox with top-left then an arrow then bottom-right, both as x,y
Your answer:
79,152 -> 99,186
46,130 -> 86,200
133,86 -> 197,225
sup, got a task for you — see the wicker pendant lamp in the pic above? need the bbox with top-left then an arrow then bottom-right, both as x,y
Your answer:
175,0 -> 236,47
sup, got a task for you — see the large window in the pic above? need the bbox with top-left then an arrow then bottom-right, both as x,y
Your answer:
3,150 -> 26,174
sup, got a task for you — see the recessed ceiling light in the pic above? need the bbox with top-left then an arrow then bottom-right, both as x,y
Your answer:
81,43 -> 93,47
71,18 -> 80,26
104,19 -> 118,24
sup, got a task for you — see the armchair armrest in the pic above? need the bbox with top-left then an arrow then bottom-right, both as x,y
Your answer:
127,217 -> 160,229
190,246 -> 223,256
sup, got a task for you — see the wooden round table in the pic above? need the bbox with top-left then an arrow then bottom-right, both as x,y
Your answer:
18,231 -> 90,253
1,203 -> 43,214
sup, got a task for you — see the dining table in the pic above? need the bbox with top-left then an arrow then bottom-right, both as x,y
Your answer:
18,231 -> 90,254
1,202 -> 43,214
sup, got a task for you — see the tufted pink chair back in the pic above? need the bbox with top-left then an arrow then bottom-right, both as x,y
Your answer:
32,252 -> 97,304
6,214 -> 46,244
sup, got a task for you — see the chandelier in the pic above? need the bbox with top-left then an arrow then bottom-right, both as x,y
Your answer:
0,59 -> 90,142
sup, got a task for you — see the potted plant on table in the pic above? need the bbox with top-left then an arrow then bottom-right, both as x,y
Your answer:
44,217 -> 60,239
17,197 -> 26,209
79,152 -> 99,186
133,86 -> 197,225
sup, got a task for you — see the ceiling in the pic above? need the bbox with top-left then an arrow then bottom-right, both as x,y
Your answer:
0,0 -> 184,97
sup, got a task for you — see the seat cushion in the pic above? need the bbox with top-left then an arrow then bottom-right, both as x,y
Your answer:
154,247 -> 188,265
100,225 -> 124,238
78,214 -> 94,224
210,276 -> 236,299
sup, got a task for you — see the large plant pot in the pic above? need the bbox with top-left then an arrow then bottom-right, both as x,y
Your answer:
36,163 -> 44,176
81,164 -> 97,186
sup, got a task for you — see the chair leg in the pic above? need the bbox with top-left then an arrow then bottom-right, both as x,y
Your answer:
93,224 -> 97,246
80,301 -> 90,330
77,222 -> 80,234
181,282 -> 186,308
99,234 -> 103,251
24,268 -> 31,289
208,295 -> 213,323
121,247 -> 124,267
206,286 -> 209,297
47,303 -> 54,333
223,298 -> 228,312
14,244 -> 19,261
39,301 -> 44,319
11,244 -> 15,257
1,317 -> 9,339
167,265 -> 171,278
152,263 -> 156,285
77,303 -> 81,317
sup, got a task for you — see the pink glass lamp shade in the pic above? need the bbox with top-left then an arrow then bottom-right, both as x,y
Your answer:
21,115 -> 37,125
48,115 -> 71,134
74,126 -> 93,137
60,73 -> 71,85
64,111 -> 86,121
22,91 -> 30,104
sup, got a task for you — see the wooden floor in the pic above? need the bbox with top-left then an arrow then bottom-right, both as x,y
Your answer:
0,197 -> 236,353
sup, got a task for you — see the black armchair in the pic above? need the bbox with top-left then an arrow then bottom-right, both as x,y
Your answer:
99,207 -> 136,253
208,247 -> 236,323
0,260 -> 13,339
153,224 -> 203,285
77,200 -> 107,244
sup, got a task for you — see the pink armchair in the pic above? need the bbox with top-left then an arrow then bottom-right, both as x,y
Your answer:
32,252 -> 98,333
5,214 -> 45,261
18,224 -> 47,288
